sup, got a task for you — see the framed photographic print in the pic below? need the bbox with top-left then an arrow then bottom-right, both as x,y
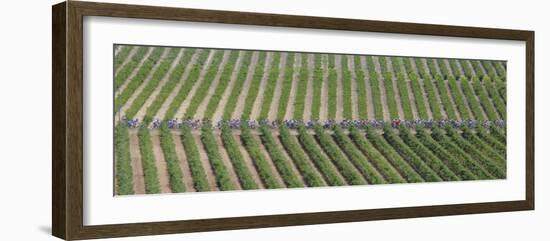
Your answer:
52,1 -> 534,240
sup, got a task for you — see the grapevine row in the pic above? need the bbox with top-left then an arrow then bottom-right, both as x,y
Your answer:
240,125 -> 282,189
179,125 -> 211,191
219,125 -> 259,189
258,53 -> 282,120
158,124 -> 185,192
137,127 -> 161,193
114,125 -> 134,195
221,51 -> 254,120
203,51 -> 241,119
276,53 -> 296,120
200,123 -> 235,191
242,52 -> 268,119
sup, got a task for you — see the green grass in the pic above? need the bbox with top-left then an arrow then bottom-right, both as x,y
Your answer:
163,49 -> 211,120
137,126 -> 161,194
276,53 -> 296,120
183,50 -> 225,118
310,54 -> 324,120
221,51 -> 254,119
240,125 -> 282,189
258,53 -> 282,120
354,56 -> 368,119
220,125 -> 259,189
125,48 -> 181,119
158,124 -> 185,192
259,125 -> 304,187
200,123 -> 235,191
180,125 -> 211,192
142,49 -> 196,123
297,126 -> 346,186
203,50 -> 241,119
242,52 -> 268,119
278,125 -> 325,187
114,125 -> 134,195
292,53 -> 310,119
313,125 -> 366,185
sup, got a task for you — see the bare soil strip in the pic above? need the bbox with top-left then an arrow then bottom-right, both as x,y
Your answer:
134,49 -> 186,120
252,135 -> 286,187
174,50 -> 217,119
444,59 -> 460,76
115,47 -> 153,97
119,48 -> 168,116
287,135 -> 327,186
214,134 -> 243,190
454,75 -> 475,118
432,58 -> 443,76
154,49 -> 201,120
128,130 -> 146,194
235,134 -> 265,188
373,56 -> 391,120
193,134 -> 220,191
115,46 -> 137,75
429,78 -> 448,119
150,132 -> 172,193
386,57 -> 405,119
443,79 -> 462,119
249,52 -> 273,120
273,134 -> 309,186
284,54 -> 301,120
348,56 -> 359,119
409,57 -> 420,75
412,76 -> 433,119
194,50 -> 232,119
310,134 -> 351,185
231,52 -> 260,119
211,51 -> 245,121
267,53 -> 288,120
359,56 -> 375,120
334,55 -> 344,121
319,54 -> 329,120
405,78 -> 420,119
171,133 -> 196,192
303,54 -> 314,121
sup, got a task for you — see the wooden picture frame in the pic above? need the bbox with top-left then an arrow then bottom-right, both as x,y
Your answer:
52,1 -> 534,240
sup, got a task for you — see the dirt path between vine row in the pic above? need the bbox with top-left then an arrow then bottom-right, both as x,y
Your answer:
359,56 -> 375,120
302,54 -> 314,121
272,134 -> 308,186
119,48 -> 169,117
174,50 -> 217,119
443,79 -> 462,119
373,56 -> 391,120
231,52 -> 260,119
249,52 -> 273,120
214,135 -> 243,190
115,47 -> 153,97
134,49 -> 186,121
386,57 -> 405,119
171,133 -> 196,192
405,78 -> 420,119
414,78 -> 433,119
409,57 -> 420,76
115,46 -> 137,75
235,134 -> 265,188
427,76 -> 449,119
211,51 -> 245,121
192,134 -> 220,191
347,55 -> 359,119
431,58 -> 442,76
284,53 -> 301,120
305,134 -> 348,185
267,53 -> 289,120
348,56 -> 362,119
282,135 -> 327,186
153,49 -> 201,121
252,134 -> 286,187
319,54 -> 329,121
194,50 -> 232,119
150,132 -> 172,193
128,131 -> 146,194
334,55 -> 344,121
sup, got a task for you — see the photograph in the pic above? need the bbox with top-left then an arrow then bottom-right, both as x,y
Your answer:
113,44 -> 507,195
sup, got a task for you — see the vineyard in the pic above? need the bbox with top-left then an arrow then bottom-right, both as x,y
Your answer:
113,44 -> 507,195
